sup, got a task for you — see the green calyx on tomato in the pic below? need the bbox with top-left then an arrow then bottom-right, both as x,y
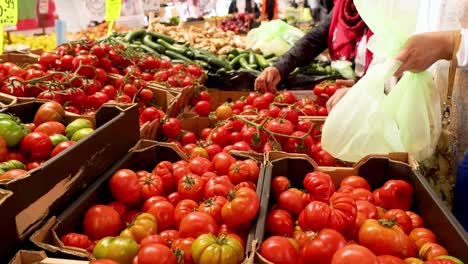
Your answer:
66,118 -> 94,139
92,236 -> 139,264
0,118 -> 28,147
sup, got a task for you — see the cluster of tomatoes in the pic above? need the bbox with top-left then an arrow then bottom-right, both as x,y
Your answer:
60,152 -> 261,264
0,102 -> 95,181
259,173 -> 461,264
0,39 -> 203,120
177,90 -> 337,166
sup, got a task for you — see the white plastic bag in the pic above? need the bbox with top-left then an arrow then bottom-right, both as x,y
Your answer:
321,0 -> 441,162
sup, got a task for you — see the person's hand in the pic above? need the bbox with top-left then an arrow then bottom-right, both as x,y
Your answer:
394,31 -> 456,77
325,79 -> 355,113
254,66 -> 281,93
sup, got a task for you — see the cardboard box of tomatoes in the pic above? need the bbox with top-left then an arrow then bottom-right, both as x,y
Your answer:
248,152 -> 468,263
0,101 -> 140,262
8,250 -> 89,264
30,140 -> 265,263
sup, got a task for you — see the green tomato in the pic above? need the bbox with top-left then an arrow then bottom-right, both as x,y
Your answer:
93,237 -> 139,264
50,134 -> 69,146
66,118 -> 93,139
435,256 -> 464,264
0,119 -> 26,147
0,160 -> 26,171
0,113 -> 13,120
71,128 -> 94,141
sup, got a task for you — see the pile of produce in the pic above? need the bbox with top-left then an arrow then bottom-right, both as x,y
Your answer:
148,18 -> 246,55
59,153 -> 261,264
69,22 -> 132,40
3,33 -> 56,52
0,102 -> 95,181
219,13 -> 255,34
259,172 -> 463,264
0,39 -> 204,125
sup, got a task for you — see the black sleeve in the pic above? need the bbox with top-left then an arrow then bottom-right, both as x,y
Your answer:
273,11 -> 332,80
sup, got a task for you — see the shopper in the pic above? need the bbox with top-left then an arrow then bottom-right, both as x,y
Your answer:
254,0 -> 372,93
228,0 -> 260,18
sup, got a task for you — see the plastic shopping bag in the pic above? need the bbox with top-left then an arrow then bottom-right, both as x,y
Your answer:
321,0 -> 441,162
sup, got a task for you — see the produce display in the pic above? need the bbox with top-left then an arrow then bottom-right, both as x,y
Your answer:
0,102 -> 94,181
219,13 -> 255,34
148,18 -> 246,55
259,172 -> 464,264
59,152 -> 261,264
3,33 -> 56,52
69,22 -> 133,40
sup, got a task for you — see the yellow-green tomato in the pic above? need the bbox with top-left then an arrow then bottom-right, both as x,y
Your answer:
66,118 -> 93,138
435,256 -> 464,264
192,233 -> 244,264
93,236 -> 139,264
71,128 -> 94,141
50,134 -> 69,146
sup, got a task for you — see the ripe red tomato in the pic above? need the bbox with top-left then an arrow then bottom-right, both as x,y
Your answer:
243,159 -> 260,183
275,91 -> 297,104
167,192 -> 180,206
382,209 -> 414,234
159,229 -> 180,245
178,173 -> 205,202
266,208 -> 294,236
140,107 -> 161,124
180,132 -> 197,145
409,228 -> 437,249
171,237 -> 195,264
377,180 -> 414,211
260,236 -> 299,264
199,196 -> 227,226
204,175 -> 235,198
51,141 -> 76,157
179,212 -> 218,238
174,199 -> 199,229
88,92 -> 109,110
109,169 -> 140,204
107,201 -> 126,218
303,172 -> 335,203
419,243 -> 448,261
300,228 -> 347,264
152,161 -> 174,194
140,234 -> 168,247
228,160 -> 250,184
147,200 -> 175,232
331,244 -> 377,264
0,169 -> 27,180
376,255 -> 405,264
135,244 -> 177,264
284,131 -> 313,153
188,157 -> 213,176
222,187 -> 260,227
60,233 -> 92,249
313,150 -> 336,166
194,101 -> 211,117
278,106 -> 299,125
161,118 -> 182,139
212,152 -> 236,175
139,173 -> 164,200
186,65 -> 203,77
271,176 -> 290,197
142,196 -> 168,212
101,85 -> 117,100
82,205 -> 121,240
278,188 -> 309,216
34,121 -> 66,136
205,144 -> 222,160
406,211 -> 425,229
139,88 -> 154,101
340,176 -> 371,191
20,132 -> 54,161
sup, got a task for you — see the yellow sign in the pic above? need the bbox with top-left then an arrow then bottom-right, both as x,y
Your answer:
0,0 -> 18,25
106,0 -> 122,21
0,27 -> 3,55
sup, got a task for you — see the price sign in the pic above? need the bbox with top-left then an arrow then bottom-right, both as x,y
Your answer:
106,0 -> 122,21
38,0 -> 49,15
0,0 -> 18,25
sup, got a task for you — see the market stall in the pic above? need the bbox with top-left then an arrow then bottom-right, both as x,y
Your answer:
0,0 -> 467,264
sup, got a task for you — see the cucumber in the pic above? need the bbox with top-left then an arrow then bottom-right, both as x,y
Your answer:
140,44 -> 161,56
157,39 -> 187,54
194,60 -> 211,69
248,50 -> 256,65
263,53 -> 276,59
208,57 -> 233,71
239,57 -> 254,71
124,29 -> 146,42
171,59 -> 187,64
185,50 -> 195,58
142,34 -> 166,53
165,50 -> 194,63
146,31 -> 176,44
255,54 -> 269,69
230,53 -> 248,68
227,54 -> 235,60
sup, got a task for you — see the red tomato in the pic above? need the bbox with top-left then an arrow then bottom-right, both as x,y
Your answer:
376,255 -> 405,264
0,169 -> 27,180
199,196 -> 227,225
222,187 -> 260,227
275,91 -> 297,104
228,160 -> 250,184
300,228 -> 347,264
299,193 -> 357,233
194,101 -> 211,117
382,209 -> 413,234
406,211 -> 425,229
278,188 -> 309,216
186,65 -> 203,77
0,136 -> 8,162
378,180 -> 414,211
271,176 -> 290,197
101,85 -> 117,100
278,106 -> 299,125
161,118 -> 182,139
174,199 -> 199,229
140,234 -> 168,247
179,212 -> 218,238
152,161 -> 174,194
243,159 -> 260,183
171,237 -> 195,264
142,196 -> 168,212
147,200 -> 175,232
60,233 -> 92,249
139,89 -> 154,101
205,144 -> 222,160
204,175 -> 235,198
178,174 -> 205,203
409,228 -> 438,249
188,157 -> 213,176
25,161 -> 44,171
20,132 -> 54,161
419,243 -> 448,261
303,172 -> 335,203
180,132 -> 197,145
266,209 -> 294,236
212,152 -> 236,175
34,121 -> 66,136
82,205 -> 121,240
139,173 -> 164,200
340,176 -> 371,191
260,236 -> 299,264
331,244 -> 377,264
107,201 -> 126,218
313,150 -> 336,166
51,141 -> 76,157
159,229 -> 180,246
109,169 -> 141,205
135,244 -> 177,264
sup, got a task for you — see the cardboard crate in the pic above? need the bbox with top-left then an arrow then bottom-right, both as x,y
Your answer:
9,250 -> 89,264
0,50 -> 41,65
0,102 -> 140,262
247,152 -> 468,263
30,140 -> 265,261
